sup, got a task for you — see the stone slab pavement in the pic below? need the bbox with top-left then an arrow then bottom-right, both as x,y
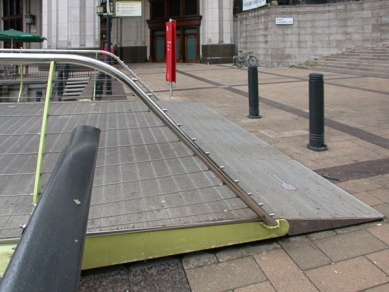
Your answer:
79,63 -> 389,291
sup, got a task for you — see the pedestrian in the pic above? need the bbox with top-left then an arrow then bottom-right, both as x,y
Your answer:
103,43 -> 114,64
96,43 -> 114,97
113,44 -> 118,64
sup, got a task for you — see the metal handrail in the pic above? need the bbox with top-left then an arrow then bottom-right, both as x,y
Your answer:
0,48 -> 122,71
0,48 -> 161,100
0,53 -> 277,227
0,125 -> 100,292
32,61 -> 56,204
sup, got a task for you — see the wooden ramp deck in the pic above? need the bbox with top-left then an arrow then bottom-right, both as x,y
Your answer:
0,99 -> 382,271
164,102 -> 384,235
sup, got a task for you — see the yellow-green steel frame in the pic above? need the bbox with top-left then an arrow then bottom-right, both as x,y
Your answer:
82,220 -> 289,270
0,220 -> 288,276
32,61 -> 56,204
0,243 -> 16,278
92,53 -> 99,101
17,64 -> 24,102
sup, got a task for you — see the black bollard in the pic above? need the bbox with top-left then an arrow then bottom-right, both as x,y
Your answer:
95,71 -> 105,100
307,73 -> 327,151
106,75 -> 112,95
248,65 -> 261,119
105,58 -> 112,95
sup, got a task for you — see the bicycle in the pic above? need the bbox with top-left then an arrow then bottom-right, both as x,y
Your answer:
233,50 -> 258,68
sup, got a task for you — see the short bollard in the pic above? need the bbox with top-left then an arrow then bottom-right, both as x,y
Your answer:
248,65 -> 261,119
307,73 -> 328,151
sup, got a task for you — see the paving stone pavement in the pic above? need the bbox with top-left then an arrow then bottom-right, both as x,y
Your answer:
79,63 -> 389,291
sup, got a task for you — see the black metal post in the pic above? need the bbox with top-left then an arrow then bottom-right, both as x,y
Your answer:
105,14 -> 112,95
307,73 -> 328,151
0,125 -> 101,292
35,90 -> 42,102
248,65 -> 261,119
96,71 -> 105,100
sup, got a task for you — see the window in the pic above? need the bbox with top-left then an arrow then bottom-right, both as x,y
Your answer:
185,0 -> 197,15
2,0 -> 23,32
3,0 -> 22,16
150,1 -> 198,20
152,1 -> 165,19
169,0 -> 180,17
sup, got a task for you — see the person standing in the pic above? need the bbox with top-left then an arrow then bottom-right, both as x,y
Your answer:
113,44 -> 118,64
97,43 -> 115,98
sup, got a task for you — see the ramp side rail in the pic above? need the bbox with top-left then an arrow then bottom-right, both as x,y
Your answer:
0,125 -> 100,292
0,53 -> 277,227
0,48 -> 161,101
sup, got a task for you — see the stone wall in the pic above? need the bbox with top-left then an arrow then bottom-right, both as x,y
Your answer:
234,0 -> 389,67
120,46 -> 148,63
201,44 -> 236,64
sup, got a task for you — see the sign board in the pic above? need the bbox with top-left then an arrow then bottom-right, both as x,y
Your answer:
243,0 -> 267,11
114,1 -> 142,17
276,18 -> 294,25
166,21 -> 177,83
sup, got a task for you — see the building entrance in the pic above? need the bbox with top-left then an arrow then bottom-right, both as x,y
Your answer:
147,0 -> 202,63
152,27 -> 199,63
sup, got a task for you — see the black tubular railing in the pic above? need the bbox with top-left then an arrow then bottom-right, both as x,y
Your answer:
0,125 -> 100,292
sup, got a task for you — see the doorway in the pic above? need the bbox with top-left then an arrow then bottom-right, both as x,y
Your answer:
185,36 -> 196,62
151,28 -> 199,63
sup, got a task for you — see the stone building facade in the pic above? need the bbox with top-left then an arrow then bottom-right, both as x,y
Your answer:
0,0 -> 235,64
1,0 -> 388,66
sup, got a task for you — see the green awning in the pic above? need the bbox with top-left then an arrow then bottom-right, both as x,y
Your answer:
0,29 -> 46,47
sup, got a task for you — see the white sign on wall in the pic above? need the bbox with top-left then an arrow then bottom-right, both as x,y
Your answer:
276,18 -> 294,25
114,1 -> 142,17
243,0 -> 267,12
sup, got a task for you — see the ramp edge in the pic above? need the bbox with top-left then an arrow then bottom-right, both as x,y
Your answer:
81,219 -> 289,270
287,216 -> 384,235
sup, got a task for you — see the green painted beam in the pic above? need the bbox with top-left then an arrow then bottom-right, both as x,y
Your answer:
82,220 -> 289,270
17,64 -> 24,102
0,243 -> 17,278
0,220 -> 289,275
33,61 -> 56,204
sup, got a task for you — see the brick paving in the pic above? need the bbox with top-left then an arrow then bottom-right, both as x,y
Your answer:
79,63 -> 389,291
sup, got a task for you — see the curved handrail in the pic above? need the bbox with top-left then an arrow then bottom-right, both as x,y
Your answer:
0,48 -> 160,100
0,48 -> 122,65
0,53 -> 277,227
0,125 -> 100,292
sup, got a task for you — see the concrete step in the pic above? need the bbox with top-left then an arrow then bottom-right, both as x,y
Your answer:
61,96 -> 78,101
324,54 -> 389,61
62,92 -> 81,97
59,77 -> 91,100
67,77 -> 90,82
318,60 -> 389,70
64,88 -> 84,93
66,77 -> 90,85
311,44 -> 389,78
353,48 -> 389,53
313,66 -> 389,78
66,81 -> 89,86
350,49 -> 389,54
317,64 -> 389,74
65,83 -> 88,88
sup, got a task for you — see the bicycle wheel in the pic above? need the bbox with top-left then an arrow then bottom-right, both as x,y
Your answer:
235,56 -> 244,68
248,56 -> 257,66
